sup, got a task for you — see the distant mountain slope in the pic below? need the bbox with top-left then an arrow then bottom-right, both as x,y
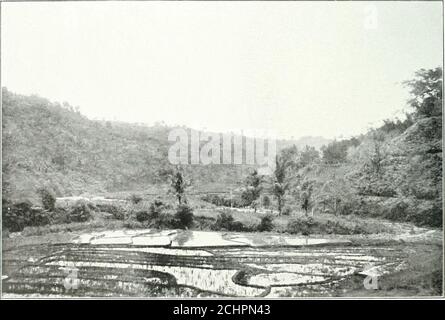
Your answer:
281,136 -> 332,150
1,88 -> 329,201
348,116 -> 442,201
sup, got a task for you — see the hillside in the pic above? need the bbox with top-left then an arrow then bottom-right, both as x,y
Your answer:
1,88 -> 329,201
270,67 -> 443,228
2,65 -> 442,229
348,115 -> 442,227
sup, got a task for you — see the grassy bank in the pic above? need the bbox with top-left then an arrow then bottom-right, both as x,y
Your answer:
335,244 -> 443,297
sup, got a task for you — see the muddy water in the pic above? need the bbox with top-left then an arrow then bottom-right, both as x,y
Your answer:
3,229 -> 407,297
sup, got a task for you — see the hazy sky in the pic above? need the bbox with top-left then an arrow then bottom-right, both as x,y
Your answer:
1,1 -> 443,139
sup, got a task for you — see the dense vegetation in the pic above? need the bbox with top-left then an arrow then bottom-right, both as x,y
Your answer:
1,89 -> 257,201
1,88 -> 328,203
1,67 -> 443,231
269,67 -> 442,227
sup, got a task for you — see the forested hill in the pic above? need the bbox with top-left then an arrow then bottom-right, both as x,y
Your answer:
2,64 -> 442,229
1,87 -> 329,201
279,67 -> 442,227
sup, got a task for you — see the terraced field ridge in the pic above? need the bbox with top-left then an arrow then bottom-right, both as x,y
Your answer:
2,229 -> 415,297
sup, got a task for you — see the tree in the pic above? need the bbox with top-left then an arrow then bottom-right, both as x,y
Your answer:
69,200 -> 92,222
262,195 -> 271,208
241,169 -> 262,212
37,188 -> 56,211
403,67 -> 442,119
368,131 -> 387,176
314,177 -> 356,216
299,179 -> 315,215
170,167 -> 189,205
380,115 -> 414,134
272,154 -> 290,215
280,145 -> 299,169
321,138 -> 360,164
257,215 -> 274,232
299,145 -> 320,167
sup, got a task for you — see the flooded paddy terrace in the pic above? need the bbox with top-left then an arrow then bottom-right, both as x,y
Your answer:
2,229 -> 410,297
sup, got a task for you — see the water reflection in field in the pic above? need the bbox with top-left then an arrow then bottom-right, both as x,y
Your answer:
3,229 -> 407,297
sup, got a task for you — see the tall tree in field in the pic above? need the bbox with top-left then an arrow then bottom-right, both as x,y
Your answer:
170,167 -> 189,205
241,169 -> 262,212
273,154 -> 290,215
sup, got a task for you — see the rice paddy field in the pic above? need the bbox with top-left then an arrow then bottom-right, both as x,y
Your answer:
2,226 -> 442,298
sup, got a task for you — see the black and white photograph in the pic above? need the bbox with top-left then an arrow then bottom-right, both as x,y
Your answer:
0,0 -> 443,301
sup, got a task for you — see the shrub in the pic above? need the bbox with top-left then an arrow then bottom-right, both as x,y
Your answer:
286,216 -> 371,235
96,203 -> 125,220
212,212 -> 245,231
262,195 -> 271,208
337,197 -> 363,216
27,207 -> 51,226
129,194 -> 143,204
149,199 -> 165,219
149,213 -> 178,229
257,215 -> 274,232
286,217 -> 314,235
2,200 -> 52,231
324,219 -> 360,235
136,210 -> 150,222
282,206 -> 292,216
200,194 -> 244,208
408,201 -> 442,228
51,207 -> 70,224
383,200 -> 409,221
174,204 -> 194,229
230,221 -> 246,232
194,216 -> 215,230
2,200 -> 31,232
133,199 -> 165,223
213,212 -> 234,229
123,219 -> 144,229
69,200 -> 92,222
38,188 -> 56,211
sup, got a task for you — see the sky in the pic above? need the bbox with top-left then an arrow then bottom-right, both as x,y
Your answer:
1,1 -> 443,140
